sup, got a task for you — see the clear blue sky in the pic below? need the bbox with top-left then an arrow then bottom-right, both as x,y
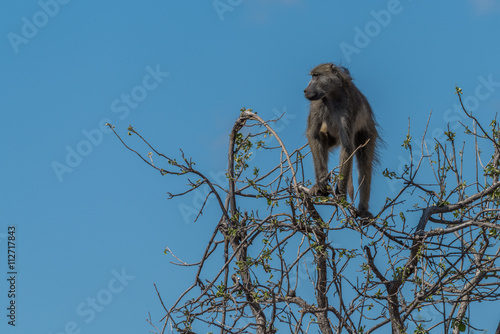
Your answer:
1,1 -> 499,333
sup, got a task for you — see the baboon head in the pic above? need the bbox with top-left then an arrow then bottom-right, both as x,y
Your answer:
304,63 -> 352,101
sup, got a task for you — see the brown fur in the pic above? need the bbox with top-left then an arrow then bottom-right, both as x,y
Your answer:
304,63 -> 378,218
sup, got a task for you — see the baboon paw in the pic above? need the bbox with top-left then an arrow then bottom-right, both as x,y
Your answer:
357,209 -> 374,220
309,184 -> 329,197
334,184 -> 346,197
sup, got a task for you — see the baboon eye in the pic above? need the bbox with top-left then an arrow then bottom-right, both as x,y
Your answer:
312,73 -> 319,78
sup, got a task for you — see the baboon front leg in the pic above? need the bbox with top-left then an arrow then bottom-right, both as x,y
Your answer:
337,120 -> 354,199
308,135 -> 330,196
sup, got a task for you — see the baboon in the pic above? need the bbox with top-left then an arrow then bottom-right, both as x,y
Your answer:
304,63 -> 378,218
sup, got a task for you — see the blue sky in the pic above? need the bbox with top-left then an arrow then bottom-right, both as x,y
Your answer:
1,1 -> 500,333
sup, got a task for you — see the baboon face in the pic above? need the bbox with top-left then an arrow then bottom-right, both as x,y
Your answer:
304,63 -> 343,101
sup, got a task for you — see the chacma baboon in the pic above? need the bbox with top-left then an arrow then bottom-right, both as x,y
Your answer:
304,63 -> 378,218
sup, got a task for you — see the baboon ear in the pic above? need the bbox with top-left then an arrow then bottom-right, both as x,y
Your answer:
339,66 -> 350,76
329,63 -> 337,72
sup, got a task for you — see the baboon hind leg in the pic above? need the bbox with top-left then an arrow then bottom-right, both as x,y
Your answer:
355,135 -> 376,218
337,146 -> 354,200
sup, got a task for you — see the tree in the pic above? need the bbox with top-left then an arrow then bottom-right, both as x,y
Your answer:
108,88 -> 500,334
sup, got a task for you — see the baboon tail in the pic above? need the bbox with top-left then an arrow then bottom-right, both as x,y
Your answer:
347,173 -> 354,201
